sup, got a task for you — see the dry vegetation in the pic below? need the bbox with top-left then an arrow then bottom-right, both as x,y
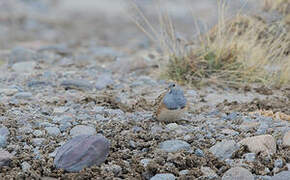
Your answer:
133,0 -> 290,87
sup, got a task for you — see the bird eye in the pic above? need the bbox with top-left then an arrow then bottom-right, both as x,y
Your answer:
172,84 -> 175,87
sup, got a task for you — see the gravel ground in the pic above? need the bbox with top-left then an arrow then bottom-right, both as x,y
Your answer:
0,1 -> 289,179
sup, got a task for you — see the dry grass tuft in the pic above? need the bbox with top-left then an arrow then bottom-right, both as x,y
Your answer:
130,0 -> 290,86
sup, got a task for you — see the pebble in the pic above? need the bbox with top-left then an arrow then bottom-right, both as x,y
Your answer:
140,159 -> 151,167
274,159 -> 283,168
54,134 -> 110,172
222,167 -> 254,180
21,161 -> 31,172
70,125 -> 96,137
243,153 -> 256,162
0,150 -> 13,167
179,170 -> 189,176
271,171 -> 290,180
60,80 -> 93,91
103,164 -> 122,176
95,73 -> 114,90
14,92 -> 33,100
33,130 -> 43,137
239,135 -> 276,154
12,61 -> 37,73
282,131 -> 290,146
209,140 -> 240,160
194,148 -> 204,157
201,166 -> 218,179
45,127 -> 61,136
150,173 -> 176,180
0,126 -> 9,148
0,88 -> 18,96
159,140 -> 191,153
221,129 -> 239,136
31,138 -> 45,146
9,46 -> 38,65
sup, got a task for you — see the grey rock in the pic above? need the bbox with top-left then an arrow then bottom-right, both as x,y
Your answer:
59,122 -> 72,132
243,153 -> 256,162
0,126 -> 9,148
150,173 -> 176,180
60,80 -> 93,91
104,164 -> 122,176
95,73 -> 114,90
201,166 -> 218,179
222,167 -> 254,180
195,148 -> 204,157
12,61 -> 37,73
274,159 -> 283,168
179,170 -> 189,175
0,150 -> 13,167
140,158 -> 151,167
37,44 -> 72,56
9,47 -> 38,65
90,46 -> 123,59
209,140 -> 240,160
271,171 -> 290,180
70,125 -> 96,137
54,134 -> 110,172
14,92 -> 33,100
159,140 -> 191,153
27,80 -> 51,88
31,138 -> 45,146
33,130 -> 43,137
45,127 -> 60,136
21,161 -> 31,172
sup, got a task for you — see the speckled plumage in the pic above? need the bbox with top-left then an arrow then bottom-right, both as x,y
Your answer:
154,83 -> 187,122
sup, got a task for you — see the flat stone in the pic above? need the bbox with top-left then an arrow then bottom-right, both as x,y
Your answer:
54,134 -> 110,172
70,125 -> 96,137
282,131 -> 290,146
209,140 -> 240,160
45,127 -> 61,136
239,135 -> 276,154
31,138 -> 45,146
150,173 -> 176,180
0,126 -> 9,148
12,61 -> 37,73
14,92 -> 33,100
222,167 -> 254,180
60,80 -> 93,91
201,166 -> 218,179
0,88 -> 18,96
0,150 -> 13,167
243,153 -> 256,162
21,161 -> 31,172
159,140 -> 190,153
272,171 -> 290,180
9,46 -> 38,65
33,130 -> 43,137
95,73 -> 114,90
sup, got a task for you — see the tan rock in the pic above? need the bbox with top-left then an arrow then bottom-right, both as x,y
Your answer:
283,131 -> 290,146
239,135 -> 276,154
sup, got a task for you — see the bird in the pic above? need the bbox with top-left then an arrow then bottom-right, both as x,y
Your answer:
154,83 -> 187,122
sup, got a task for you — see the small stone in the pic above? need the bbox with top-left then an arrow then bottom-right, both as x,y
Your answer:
243,153 -> 256,162
0,126 -> 9,148
21,161 -> 31,172
70,125 -> 96,137
45,127 -> 60,136
95,73 -> 114,90
222,167 -> 254,180
239,135 -> 276,154
271,171 -> 290,180
54,134 -> 110,172
0,88 -> 18,96
159,140 -> 191,153
140,159 -> 151,167
195,148 -> 204,157
221,129 -> 239,136
9,47 -> 38,65
14,92 -> 33,100
12,61 -> 37,73
103,164 -> 122,176
33,130 -> 43,137
209,140 -> 240,160
31,138 -> 45,146
150,173 -> 176,180
201,166 -> 218,179
179,170 -> 189,175
282,131 -> 290,146
60,80 -> 93,91
274,159 -> 283,168
0,150 -> 13,167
